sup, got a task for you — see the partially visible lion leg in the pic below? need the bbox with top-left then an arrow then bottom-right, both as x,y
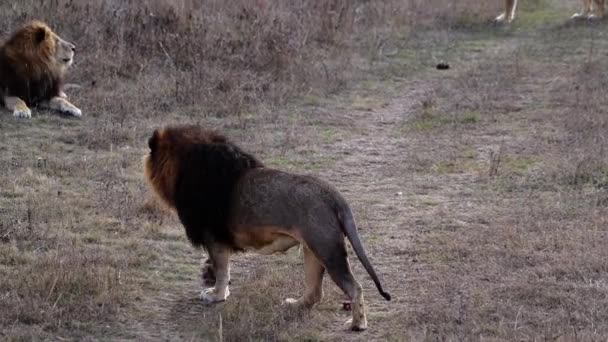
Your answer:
495,0 -> 518,23
328,256 -> 367,331
507,0 -> 518,22
201,256 -> 234,287
594,0 -> 605,17
44,96 -> 82,117
284,246 -> 325,308
201,258 -> 216,287
199,247 -> 231,304
4,96 -> 31,118
573,0 -> 593,18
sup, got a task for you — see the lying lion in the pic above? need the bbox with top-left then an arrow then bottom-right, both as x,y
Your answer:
495,0 -> 605,23
144,125 -> 391,331
0,21 -> 81,118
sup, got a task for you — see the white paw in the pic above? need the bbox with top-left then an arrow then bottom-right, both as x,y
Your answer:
13,108 -> 32,119
282,298 -> 299,306
571,12 -> 586,19
494,13 -> 506,23
345,318 -> 368,332
64,106 -> 82,117
199,286 -> 230,304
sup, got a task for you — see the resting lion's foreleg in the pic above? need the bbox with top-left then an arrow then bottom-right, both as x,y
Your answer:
284,246 -> 325,308
199,247 -> 231,304
4,96 -> 32,118
44,96 -> 82,117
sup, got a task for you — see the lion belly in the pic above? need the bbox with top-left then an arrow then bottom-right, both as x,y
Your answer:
236,232 -> 300,255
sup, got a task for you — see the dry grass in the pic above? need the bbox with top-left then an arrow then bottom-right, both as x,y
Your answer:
4,0 -> 608,341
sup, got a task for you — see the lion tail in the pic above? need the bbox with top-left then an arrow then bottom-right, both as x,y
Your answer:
338,205 -> 391,301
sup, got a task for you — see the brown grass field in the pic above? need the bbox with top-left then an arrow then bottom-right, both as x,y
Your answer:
2,0 -> 608,341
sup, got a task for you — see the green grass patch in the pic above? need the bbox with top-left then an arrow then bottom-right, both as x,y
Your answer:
409,110 -> 482,132
504,156 -> 540,176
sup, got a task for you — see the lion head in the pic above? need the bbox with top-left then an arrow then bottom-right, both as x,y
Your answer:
144,126 -> 230,208
144,125 -> 263,247
2,20 -> 75,77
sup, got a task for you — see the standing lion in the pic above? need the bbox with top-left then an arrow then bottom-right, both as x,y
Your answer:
143,125 -> 391,331
495,0 -> 605,23
0,21 -> 81,119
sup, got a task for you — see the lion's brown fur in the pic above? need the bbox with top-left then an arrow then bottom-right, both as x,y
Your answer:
144,129 -> 181,208
1,21 -> 59,79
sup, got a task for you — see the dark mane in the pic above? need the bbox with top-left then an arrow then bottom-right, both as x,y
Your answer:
0,53 -> 62,105
169,127 -> 263,250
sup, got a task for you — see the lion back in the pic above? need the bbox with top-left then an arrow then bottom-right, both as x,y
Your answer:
0,21 -> 63,106
173,140 -> 263,249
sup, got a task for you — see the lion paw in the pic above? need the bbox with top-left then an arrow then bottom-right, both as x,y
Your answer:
13,107 -> 32,119
64,106 -> 82,117
282,298 -> 300,306
345,318 -> 368,332
494,13 -> 506,22
199,287 -> 230,304
494,13 -> 514,24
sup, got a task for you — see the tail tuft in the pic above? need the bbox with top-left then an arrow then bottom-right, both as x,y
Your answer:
380,291 -> 391,301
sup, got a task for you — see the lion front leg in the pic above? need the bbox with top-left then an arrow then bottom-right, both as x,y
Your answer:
199,247 -> 231,304
45,96 -> 82,117
572,0 -> 593,18
4,96 -> 32,118
495,0 -> 518,23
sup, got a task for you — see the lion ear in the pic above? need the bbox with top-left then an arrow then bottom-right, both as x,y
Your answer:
149,130 -> 160,151
34,27 -> 47,44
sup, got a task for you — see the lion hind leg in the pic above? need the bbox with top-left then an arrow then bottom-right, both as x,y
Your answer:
309,241 -> 367,331
200,247 -> 231,304
45,96 -> 82,117
328,257 -> 367,331
284,246 -> 325,308
4,96 -> 31,118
